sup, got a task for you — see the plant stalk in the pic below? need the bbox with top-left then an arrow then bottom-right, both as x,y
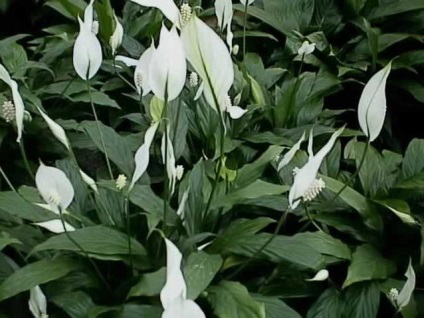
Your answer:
243,2 -> 248,60
124,196 -> 133,273
0,166 -> 16,192
162,93 -> 169,230
18,139 -> 34,180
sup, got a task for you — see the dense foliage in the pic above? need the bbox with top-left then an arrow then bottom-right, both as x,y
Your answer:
0,0 -> 423,317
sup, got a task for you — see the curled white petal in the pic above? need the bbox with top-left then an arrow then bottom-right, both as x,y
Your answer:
29,286 -> 47,318
115,56 -> 138,67
278,132 -> 306,171
131,0 -> 181,28
110,13 -> 124,55
134,42 -> 156,95
129,122 -> 159,191
298,41 -> 316,56
397,260 -> 416,310
306,269 -> 329,281
176,188 -> 189,220
358,62 -> 391,142
79,169 -> 98,193
36,162 -> 75,210
194,82 -> 204,101
34,219 -> 75,233
37,106 -> 70,150
226,105 -> 247,119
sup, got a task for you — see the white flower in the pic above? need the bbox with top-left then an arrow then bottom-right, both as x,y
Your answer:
161,129 -> 178,195
180,3 -> 192,25
110,13 -> 124,55
1,100 -> 15,122
298,40 -> 316,56
0,64 -> 25,142
33,220 -> 75,234
306,269 -> 329,281
79,169 -> 98,193
131,0 -> 181,28
232,44 -> 240,55
73,0 -> 103,80
176,188 -> 189,220
129,122 -> 160,191
358,62 -> 391,142
189,72 -> 199,87
181,15 -> 234,114
389,288 -> 399,302
116,174 -> 127,190
176,165 -> 184,181
302,178 -> 326,202
288,127 -> 344,209
37,106 -> 70,151
36,162 -> 75,211
28,286 -> 48,318
215,0 -> 233,31
134,42 -> 156,95
149,24 -> 186,102
223,95 -> 247,119
277,132 -> 306,171
160,239 -> 206,318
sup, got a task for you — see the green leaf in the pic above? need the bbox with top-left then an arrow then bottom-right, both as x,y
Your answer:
402,139 -> 424,179
208,281 -> 266,318
0,258 -> 81,301
128,267 -> 166,298
0,232 -> 21,251
374,199 -> 416,225
293,231 -> 351,260
0,42 -> 28,73
321,176 -> 383,231
45,0 -> 85,20
253,295 -> 301,318
114,304 -> 162,318
71,91 -> 120,109
234,5 -> 289,35
52,291 -> 95,318
343,282 -> 380,318
32,226 -> 146,257
343,245 -> 396,288
307,288 -> 344,318
0,192 -> 53,222
367,0 -> 424,19
82,121 -> 135,176
184,251 -> 223,300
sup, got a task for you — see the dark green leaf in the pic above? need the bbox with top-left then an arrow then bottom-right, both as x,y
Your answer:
128,267 -> 166,298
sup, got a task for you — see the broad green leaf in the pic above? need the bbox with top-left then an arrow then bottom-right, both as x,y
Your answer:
82,121 -> 135,176
52,291 -> 95,318
32,226 -> 146,257
45,0 -> 86,20
343,245 -> 396,288
184,251 -> 223,300
208,281 -> 266,318
128,267 -> 166,298
374,199 -> 416,225
0,232 -> 21,251
113,304 -> 162,318
184,160 -> 206,235
71,91 -> 120,109
0,192 -> 53,222
293,232 -> 351,260
0,258 -> 81,301
307,288 -> 344,318
321,176 -> 382,231
253,295 -> 301,318
234,5 -> 289,35
393,50 -> 424,69
402,139 -> 424,179
397,78 -> 424,103
368,0 -> 424,19
343,282 -> 380,318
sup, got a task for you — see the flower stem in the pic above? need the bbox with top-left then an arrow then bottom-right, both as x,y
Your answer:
18,138 -> 34,180
243,2 -> 248,60
124,196 -> 133,273
228,209 -> 290,280
162,94 -> 169,230
172,98 -> 182,147
86,81 -> 114,179
52,77 -> 75,108
327,140 -> 370,204
113,57 -> 137,91
304,203 -> 323,232
58,207 -> 112,294
0,166 -> 16,192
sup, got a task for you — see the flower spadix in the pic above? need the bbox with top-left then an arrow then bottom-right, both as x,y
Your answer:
160,238 -> 206,318
29,286 -> 48,318
131,0 -> 181,28
289,127 -> 344,209
73,0 -> 103,80
129,121 -> 160,191
0,64 -> 25,143
358,62 -> 391,142
149,25 -> 186,101
36,162 -> 75,211
181,15 -> 234,114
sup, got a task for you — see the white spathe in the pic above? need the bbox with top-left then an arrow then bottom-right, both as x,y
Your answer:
160,238 -> 205,318
298,41 -> 316,56
306,269 -> 329,281
129,122 -> 160,191
181,15 -> 234,113
215,0 -> 233,31
131,0 -> 181,28
0,64 -> 25,143
28,286 -> 48,318
35,162 -> 75,210
34,219 -> 76,234
161,127 -> 178,195
37,106 -> 70,150
277,132 -> 306,171
357,62 -> 391,142
288,127 -> 344,209
149,25 -> 186,101
73,0 -> 103,80
135,42 -> 156,95
79,169 -> 98,193
110,13 -> 124,55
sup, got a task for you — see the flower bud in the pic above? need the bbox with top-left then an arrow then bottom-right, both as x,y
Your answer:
116,174 -> 127,190
1,100 -> 15,123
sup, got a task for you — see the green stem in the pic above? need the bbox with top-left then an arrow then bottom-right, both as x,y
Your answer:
228,209 -> 290,280
0,166 -> 16,192
58,207 -> 112,293
18,139 -> 34,180
113,57 -> 137,91
243,3 -> 248,60
304,203 -> 323,232
162,95 -> 169,230
86,81 -> 114,179
327,140 -> 370,204
52,77 -> 75,108
124,196 -> 133,273
172,98 -> 182,147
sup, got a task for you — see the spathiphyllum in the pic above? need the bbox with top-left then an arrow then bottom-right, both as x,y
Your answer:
1,100 -> 15,123
28,286 -> 48,318
297,40 -> 316,56
73,0 -> 103,80
110,13 -> 124,55
289,127 -> 344,209
189,72 -> 199,87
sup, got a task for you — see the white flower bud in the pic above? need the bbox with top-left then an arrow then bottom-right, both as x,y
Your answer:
180,4 -> 192,25
116,174 -> 127,190
176,165 -> 184,180
302,178 -> 326,202
232,44 -> 239,55
297,40 -> 316,56
389,288 -> 399,302
189,72 -> 199,87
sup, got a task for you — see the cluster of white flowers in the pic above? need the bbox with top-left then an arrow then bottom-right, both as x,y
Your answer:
180,3 -> 192,25
388,288 -> 399,302
1,100 -> 15,122
303,178 -> 326,202
116,174 -> 127,190
189,72 -> 198,87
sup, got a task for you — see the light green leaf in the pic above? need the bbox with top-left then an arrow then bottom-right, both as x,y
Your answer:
368,0 -> 424,19
253,295 -> 301,318
343,282 -> 380,318
0,258 -> 81,301
343,245 -> 396,288
293,232 -> 351,260
402,139 -> 424,179
52,291 -> 95,318
307,288 -> 344,318
374,199 -> 417,225
71,91 -> 120,109
0,192 -> 53,222
128,268 -> 166,298
0,232 -> 21,251
184,251 -> 223,300
208,281 -> 266,318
